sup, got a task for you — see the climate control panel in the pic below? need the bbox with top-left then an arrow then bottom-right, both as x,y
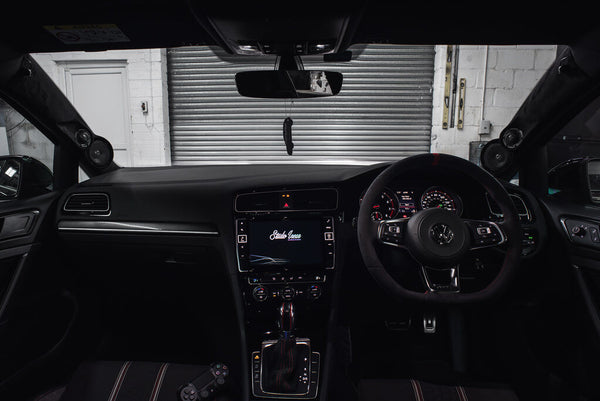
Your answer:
246,272 -> 327,304
251,284 -> 323,302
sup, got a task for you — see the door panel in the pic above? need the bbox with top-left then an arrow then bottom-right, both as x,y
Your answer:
0,192 -> 77,400
540,197 -> 600,399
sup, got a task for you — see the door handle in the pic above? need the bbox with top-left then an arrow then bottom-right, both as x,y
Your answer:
0,210 -> 39,241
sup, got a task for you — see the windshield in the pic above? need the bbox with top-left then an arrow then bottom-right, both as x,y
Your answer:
1,44 -> 558,168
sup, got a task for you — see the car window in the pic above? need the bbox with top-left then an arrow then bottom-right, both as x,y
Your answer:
547,94 -> 600,169
0,99 -> 55,173
546,93 -> 600,201
30,44 -> 557,168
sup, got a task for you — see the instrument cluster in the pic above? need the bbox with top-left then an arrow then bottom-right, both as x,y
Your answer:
360,186 -> 463,221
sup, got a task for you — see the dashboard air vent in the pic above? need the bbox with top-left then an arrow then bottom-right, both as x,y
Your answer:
64,193 -> 110,213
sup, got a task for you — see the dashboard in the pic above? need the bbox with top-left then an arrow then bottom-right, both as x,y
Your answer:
50,161 -> 547,401
54,162 -> 542,262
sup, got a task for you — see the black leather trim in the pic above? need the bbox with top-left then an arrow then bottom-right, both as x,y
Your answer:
358,379 -> 519,401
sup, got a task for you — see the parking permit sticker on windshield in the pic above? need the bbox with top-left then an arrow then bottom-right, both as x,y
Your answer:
44,24 -> 130,44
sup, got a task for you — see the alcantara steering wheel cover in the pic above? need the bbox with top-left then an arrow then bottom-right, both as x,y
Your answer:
357,153 -> 522,304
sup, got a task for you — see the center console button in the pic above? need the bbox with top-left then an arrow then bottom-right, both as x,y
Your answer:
311,274 -> 325,282
323,216 -> 334,229
281,286 -> 296,301
252,286 -> 269,302
308,285 -> 322,300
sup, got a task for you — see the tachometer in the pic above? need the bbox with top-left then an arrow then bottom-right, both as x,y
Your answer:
360,189 -> 399,221
420,187 -> 461,215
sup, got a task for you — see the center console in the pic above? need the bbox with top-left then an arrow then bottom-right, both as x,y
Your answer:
234,188 -> 338,400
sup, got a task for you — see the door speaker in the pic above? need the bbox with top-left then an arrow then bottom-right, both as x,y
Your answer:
86,137 -> 114,169
480,139 -> 514,175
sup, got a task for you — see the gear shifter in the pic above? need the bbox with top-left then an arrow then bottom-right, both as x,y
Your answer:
279,301 -> 295,333
260,302 -> 311,395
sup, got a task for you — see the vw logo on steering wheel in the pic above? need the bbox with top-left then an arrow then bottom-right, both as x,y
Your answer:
429,223 -> 455,245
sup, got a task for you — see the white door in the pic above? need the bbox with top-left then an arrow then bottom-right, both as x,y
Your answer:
60,61 -> 132,167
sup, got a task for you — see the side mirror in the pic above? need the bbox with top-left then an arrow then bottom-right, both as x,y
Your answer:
0,156 -> 52,201
548,157 -> 600,204
587,159 -> 600,203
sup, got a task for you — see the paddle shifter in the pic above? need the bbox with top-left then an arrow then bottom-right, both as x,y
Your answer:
254,302 -> 316,397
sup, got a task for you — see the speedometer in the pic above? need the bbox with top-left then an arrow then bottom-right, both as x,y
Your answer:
360,189 -> 399,221
420,187 -> 461,214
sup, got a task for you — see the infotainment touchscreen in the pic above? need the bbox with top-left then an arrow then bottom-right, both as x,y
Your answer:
248,219 -> 324,268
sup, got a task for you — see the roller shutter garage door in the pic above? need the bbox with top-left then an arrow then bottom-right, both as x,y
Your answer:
167,44 -> 435,165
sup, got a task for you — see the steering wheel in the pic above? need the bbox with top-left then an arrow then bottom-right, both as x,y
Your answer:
357,153 -> 522,304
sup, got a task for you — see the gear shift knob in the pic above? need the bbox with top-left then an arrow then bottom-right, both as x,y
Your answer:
279,302 -> 295,334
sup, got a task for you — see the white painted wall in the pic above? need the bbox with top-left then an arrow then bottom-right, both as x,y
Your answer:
31,49 -> 171,167
430,45 -> 557,159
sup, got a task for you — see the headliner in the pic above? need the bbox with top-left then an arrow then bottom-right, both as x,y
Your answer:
1,1 -> 598,58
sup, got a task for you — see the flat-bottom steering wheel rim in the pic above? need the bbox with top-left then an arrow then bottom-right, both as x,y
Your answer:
357,153 -> 521,304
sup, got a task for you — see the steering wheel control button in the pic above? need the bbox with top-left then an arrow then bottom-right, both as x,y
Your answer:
388,225 -> 401,233
466,221 -> 504,248
378,219 -> 407,246
476,226 -> 492,235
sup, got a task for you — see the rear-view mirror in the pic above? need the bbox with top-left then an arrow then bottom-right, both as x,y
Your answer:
235,70 -> 343,98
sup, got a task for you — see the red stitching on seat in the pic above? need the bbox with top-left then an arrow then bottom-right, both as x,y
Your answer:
410,379 -> 424,401
456,385 -> 468,401
149,363 -> 169,401
107,361 -> 131,401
